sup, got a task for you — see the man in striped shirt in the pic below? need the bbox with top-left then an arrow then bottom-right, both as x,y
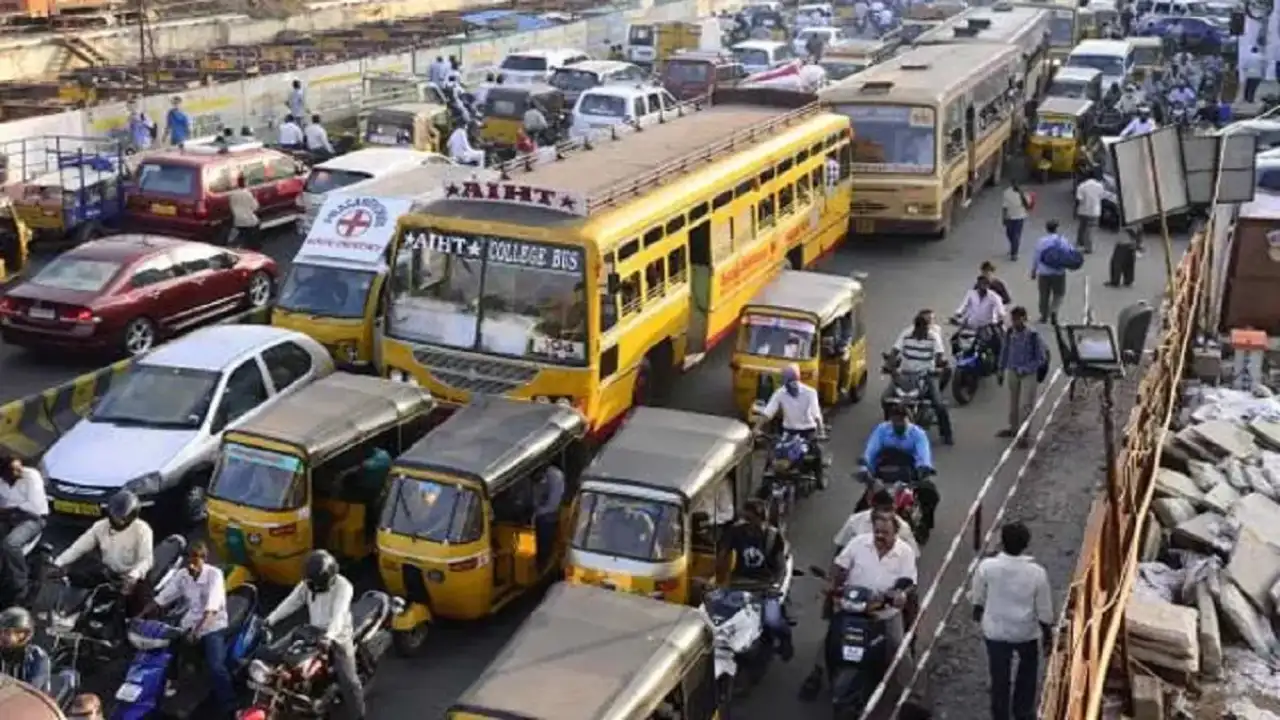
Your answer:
888,313 -> 953,445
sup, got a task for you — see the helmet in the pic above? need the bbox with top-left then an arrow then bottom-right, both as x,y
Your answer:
107,490 -> 141,531
303,550 -> 339,594
0,607 -> 33,650
781,363 -> 801,385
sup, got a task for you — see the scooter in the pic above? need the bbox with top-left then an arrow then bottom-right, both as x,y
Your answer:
111,583 -> 264,720
702,558 -> 797,704
949,321 -> 999,406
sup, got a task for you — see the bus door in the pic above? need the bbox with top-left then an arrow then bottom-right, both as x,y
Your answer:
685,219 -> 713,365
964,104 -> 978,203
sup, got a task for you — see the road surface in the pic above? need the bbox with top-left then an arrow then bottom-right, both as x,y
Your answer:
1,178 -> 1174,717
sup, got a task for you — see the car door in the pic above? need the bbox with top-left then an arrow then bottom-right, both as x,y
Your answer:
266,154 -> 305,218
239,158 -> 275,222
631,95 -> 647,123
261,340 -> 317,397
646,91 -> 662,119
126,253 -> 191,332
169,244 -> 224,319
211,356 -> 272,436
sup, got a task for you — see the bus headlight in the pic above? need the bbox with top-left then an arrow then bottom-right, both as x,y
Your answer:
904,204 -> 921,215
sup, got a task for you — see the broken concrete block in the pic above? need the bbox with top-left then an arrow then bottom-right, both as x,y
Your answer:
1125,596 -> 1199,676
1191,419 -> 1259,459
1195,582 -> 1222,678
1131,674 -> 1165,720
1174,428 -> 1221,462
1153,497 -> 1198,528
1187,459 -> 1228,492
1232,493 -> 1280,546
1155,468 -> 1206,505
1141,513 -> 1163,562
1216,578 -> 1279,657
1251,419 -> 1280,452
1203,481 -> 1243,515
1228,526 -> 1280,612
1172,512 -> 1233,556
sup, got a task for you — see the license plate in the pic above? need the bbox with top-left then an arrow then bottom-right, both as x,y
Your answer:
27,307 -> 54,320
150,203 -> 177,216
842,645 -> 865,662
855,219 -> 875,233
115,682 -> 142,703
53,500 -> 100,517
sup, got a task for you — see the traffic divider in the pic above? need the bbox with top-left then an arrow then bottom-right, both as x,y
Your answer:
0,304 -> 272,462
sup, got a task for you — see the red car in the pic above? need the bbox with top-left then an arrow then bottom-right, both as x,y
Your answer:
0,234 -> 276,356
124,139 -> 306,241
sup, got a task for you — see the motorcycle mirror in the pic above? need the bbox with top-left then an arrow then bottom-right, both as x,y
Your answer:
808,565 -> 828,579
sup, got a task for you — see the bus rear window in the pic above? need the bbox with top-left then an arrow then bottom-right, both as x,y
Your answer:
135,163 -> 198,197
501,55 -> 548,72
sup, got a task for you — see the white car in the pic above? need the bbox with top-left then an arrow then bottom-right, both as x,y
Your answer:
570,84 -> 679,135
41,325 -> 335,524
792,26 -> 844,56
498,48 -> 591,85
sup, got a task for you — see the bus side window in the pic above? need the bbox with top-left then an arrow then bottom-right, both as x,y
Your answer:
645,258 -> 665,300
620,272 -> 642,315
839,143 -> 852,180
667,245 -> 688,285
757,193 -> 775,229
779,183 -> 794,215
797,173 -> 811,204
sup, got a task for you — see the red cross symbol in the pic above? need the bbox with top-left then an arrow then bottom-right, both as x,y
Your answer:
335,209 -> 372,238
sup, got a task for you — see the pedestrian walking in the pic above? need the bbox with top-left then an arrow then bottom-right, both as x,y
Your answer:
163,96 -> 190,147
996,307 -> 1048,447
1243,46 -> 1265,104
970,521 -> 1054,720
1001,180 -> 1030,260
287,79 -> 305,121
227,175 -> 261,250
1106,227 -> 1139,288
1030,220 -> 1078,324
1074,172 -> 1104,254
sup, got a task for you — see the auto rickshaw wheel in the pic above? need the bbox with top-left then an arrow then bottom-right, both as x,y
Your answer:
392,625 -> 428,657
847,370 -> 867,404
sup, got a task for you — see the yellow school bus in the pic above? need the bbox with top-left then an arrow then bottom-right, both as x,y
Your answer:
1013,0 -> 1079,65
380,88 -> 854,435
820,42 -> 1020,239
912,3 -> 1054,102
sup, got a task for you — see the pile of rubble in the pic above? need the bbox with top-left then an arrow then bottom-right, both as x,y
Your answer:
1125,382 -> 1280,718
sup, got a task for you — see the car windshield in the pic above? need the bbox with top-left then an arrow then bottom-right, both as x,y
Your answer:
1049,11 -> 1074,45
501,55 -> 548,72
739,314 -> 818,359
572,491 -> 684,562
379,475 -> 484,543
388,231 -> 589,366
89,364 -> 219,428
577,94 -> 627,118
734,48 -> 771,67
551,68 -> 602,92
834,103 -> 936,173
135,163 -> 198,197
666,61 -> 713,86
277,263 -> 376,319
1257,166 -> 1280,193
1047,79 -> 1090,99
819,59 -> 867,81
1133,46 -> 1162,66
208,444 -> 304,511
303,168 -> 374,195
31,257 -> 121,293
1035,118 -> 1076,138
1067,53 -> 1125,77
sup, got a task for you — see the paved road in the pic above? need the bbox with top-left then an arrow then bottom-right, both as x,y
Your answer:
4,180 -> 1175,717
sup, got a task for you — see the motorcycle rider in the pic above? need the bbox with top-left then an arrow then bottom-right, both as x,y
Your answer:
860,405 -> 939,541
265,550 -> 363,720
52,490 -> 154,617
0,607 -> 49,693
447,122 -> 485,167
886,312 -> 954,445
980,261 -> 1012,306
0,455 -> 47,606
1115,84 -> 1142,116
953,274 -> 1006,369
753,364 -> 827,489
833,486 -> 919,556
1120,106 -> 1157,137
717,499 -> 793,660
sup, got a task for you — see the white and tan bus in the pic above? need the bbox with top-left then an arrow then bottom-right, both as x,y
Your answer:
912,3 -> 1053,102
820,42 -> 1022,238
1013,0 -> 1079,64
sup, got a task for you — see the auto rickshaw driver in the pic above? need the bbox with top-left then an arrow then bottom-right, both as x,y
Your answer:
716,498 -> 794,659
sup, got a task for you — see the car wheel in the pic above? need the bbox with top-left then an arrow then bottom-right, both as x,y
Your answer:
246,271 -> 273,309
122,317 -> 158,356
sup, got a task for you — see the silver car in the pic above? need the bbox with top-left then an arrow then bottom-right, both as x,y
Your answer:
41,325 -> 335,524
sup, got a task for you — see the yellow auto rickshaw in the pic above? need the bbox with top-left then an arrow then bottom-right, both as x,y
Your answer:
206,373 -> 437,588
359,102 -> 448,153
565,406 -> 754,606
1130,36 -> 1165,85
445,583 -> 722,720
378,396 -> 588,656
479,84 -> 566,148
1027,97 -> 1097,181
730,270 -> 868,421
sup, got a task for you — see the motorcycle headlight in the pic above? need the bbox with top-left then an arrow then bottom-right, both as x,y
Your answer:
125,472 -> 163,496
248,659 -> 272,684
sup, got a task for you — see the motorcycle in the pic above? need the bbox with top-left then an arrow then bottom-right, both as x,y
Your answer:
240,591 -> 403,720
860,463 -> 931,546
702,560 -> 797,703
881,366 -> 936,432
949,322 -> 999,406
111,583 -> 264,720
762,432 -> 826,530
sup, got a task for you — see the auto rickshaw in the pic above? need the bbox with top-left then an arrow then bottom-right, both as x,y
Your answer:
1130,36 -> 1165,85
445,583 -> 722,720
359,102 -> 448,153
1027,97 -> 1097,182
730,270 -> 867,420
479,84 -> 566,149
565,406 -> 754,606
378,396 -> 588,656
206,373 -> 437,589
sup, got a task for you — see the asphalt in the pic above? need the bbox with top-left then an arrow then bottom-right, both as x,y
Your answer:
1,178 -> 1176,717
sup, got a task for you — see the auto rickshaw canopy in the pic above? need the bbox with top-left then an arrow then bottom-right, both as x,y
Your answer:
742,270 -> 862,325
394,396 -> 586,493
482,84 -> 565,119
366,102 -> 447,127
449,583 -> 712,720
582,407 -> 751,501
227,373 -> 435,463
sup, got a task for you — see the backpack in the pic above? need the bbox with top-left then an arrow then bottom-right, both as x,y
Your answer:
1040,242 -> 1084,271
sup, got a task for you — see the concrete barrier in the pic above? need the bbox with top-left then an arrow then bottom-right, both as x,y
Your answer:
0,0 -> 719,146
0,305 -> 271,462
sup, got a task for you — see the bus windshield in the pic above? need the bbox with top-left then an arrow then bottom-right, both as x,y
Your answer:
832,104 -> 936,173
1049,11 -> 1075,46
388,230 -> 590,366
572,491 -> 684,562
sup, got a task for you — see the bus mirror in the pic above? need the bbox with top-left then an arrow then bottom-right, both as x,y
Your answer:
606,272 -> 621,296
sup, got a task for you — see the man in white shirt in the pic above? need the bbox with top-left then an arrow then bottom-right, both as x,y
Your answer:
523,104 -> 550,146
53,490 -> 153,616
150,542 -> 236,718
303,114 -> 334,158
228,175 -> 261,250
754,364 -> 827,486
1243,46 -> 1266,103
971,522 -> 1054,720
287,80 -> 306,120
1074,171 -> 1105,254
533,464 -> 564,570
266,550 -> 362,720
832,487 -> 918,556
277,114 -> 304,149
1120,107 -> 1157,138
1001,180 -> 1029,260
888,312 -> 953,444
427,56 -> 450,86
448,126 -> 485,167
954,275 -> 1006,369
0,455 -> 47,603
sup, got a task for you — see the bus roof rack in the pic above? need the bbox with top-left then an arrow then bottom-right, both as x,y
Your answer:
487,87 -> 824,216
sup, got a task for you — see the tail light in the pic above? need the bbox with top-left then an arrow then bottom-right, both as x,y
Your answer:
238,708 -> 267,720
194,200 -> 209,219
0,297 -> 17,315
60,307 -> 98,324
